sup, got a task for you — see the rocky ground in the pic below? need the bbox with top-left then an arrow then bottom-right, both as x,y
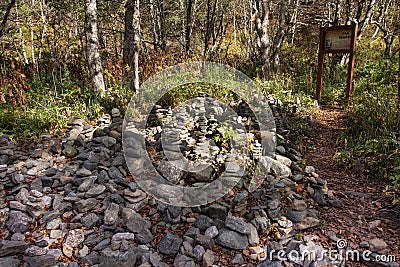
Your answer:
0,99 -> 398,267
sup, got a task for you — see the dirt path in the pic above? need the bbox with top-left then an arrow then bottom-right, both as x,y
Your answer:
301,107 -> 400,266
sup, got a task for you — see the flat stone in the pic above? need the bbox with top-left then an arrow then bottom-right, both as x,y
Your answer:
0,257 -> 20,267
216,228 -> 248,250
0,240 -> 29,256
292,199 -> 307,211
85,184 -> 106,197
76,168 -> 92,177
24,246 -> 48,256
82,213 -> 100,227
295,217 -> 319,230
126,212 -> 150,233
368,238 -> 388,252
225,215 -> 250,234
23,254 -> 56,267
99,247 -> 136,267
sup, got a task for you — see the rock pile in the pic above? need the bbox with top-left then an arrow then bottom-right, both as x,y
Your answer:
0,96 -> 393,267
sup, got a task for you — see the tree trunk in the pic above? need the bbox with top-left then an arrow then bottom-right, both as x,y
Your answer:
123,0 -> 140,92
398,49 -> 400,110
157,0 -> 166,50
254,0 -> 271,79
357,0 -> 376,42
30,0 -> 36,66
15,1 -> 29,65
271,0 -> 287,72
185,0 -> 193,52
84,0 -> 106,95
0,0 -> 16,38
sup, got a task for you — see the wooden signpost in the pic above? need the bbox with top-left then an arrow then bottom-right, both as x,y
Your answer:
316,23 -> 358,103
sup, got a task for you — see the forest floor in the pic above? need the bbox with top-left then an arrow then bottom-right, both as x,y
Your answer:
301,107 -> 400,265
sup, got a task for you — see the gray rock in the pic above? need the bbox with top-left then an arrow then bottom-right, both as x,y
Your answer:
0,240 -> 29,256
0,257 -> 20,267
234,191 -> 248,203
39,210 -> 60,225
248,223 -> 260,246
173,254 -> 196,267
295,217 -> 320,230
157,232 -> 183,255
194,215 -> 214,230
135,229 -> 154,244
23,254 -> 56,267
6,210 -> 32,233
216,228 -> 248,250
78,178 -> 94,191
127,212 -> 150,233
231,254 -> 245,265
305,166 -> 315,174
24,246 -> 48,256
225,216 -> 250,234
205,226 -> 219,238
108,166 -> 124,179
64,229 -> 85,247
74,198 -> 98,213
62,144 -> 78,158
286,210 -> 307,223
193,245 -> 205,260
104,202 -> 120,225
292,199 -> 307,211
157,160 -> 183,184
313,189 -> 327,206
195,235 -> 215,250
251,215 -> 270,233
368,238 -> 388,252
85,184 -> 106,197
99,247 -> 136,267
203,249 -> 215,267
207,204 -> 228,221
82,213 -> 100,227
10,233 -> 25,241
76,168 -> 92,177
327,199 -> 342,208
260,156 -> 291,178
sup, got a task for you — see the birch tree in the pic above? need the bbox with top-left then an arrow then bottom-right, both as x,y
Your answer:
84,0 -> 106,95
254,0 -> 271,78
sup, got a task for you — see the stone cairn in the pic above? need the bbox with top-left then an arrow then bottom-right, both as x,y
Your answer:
0,95 -> 396,267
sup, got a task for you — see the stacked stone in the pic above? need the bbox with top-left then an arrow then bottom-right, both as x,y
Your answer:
0,97 -> 396,267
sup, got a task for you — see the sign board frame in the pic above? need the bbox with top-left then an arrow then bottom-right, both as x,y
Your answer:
316,23 -> 358,103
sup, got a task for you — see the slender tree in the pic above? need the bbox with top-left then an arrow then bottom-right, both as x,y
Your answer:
254,0 -> 271,78
84,0 -> 106,95
123,0 -> 140,92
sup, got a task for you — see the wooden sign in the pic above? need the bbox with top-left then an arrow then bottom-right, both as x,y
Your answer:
316,23 -> 358,103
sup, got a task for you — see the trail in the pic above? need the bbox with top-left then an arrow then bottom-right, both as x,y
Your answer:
302,107 -> 400,265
